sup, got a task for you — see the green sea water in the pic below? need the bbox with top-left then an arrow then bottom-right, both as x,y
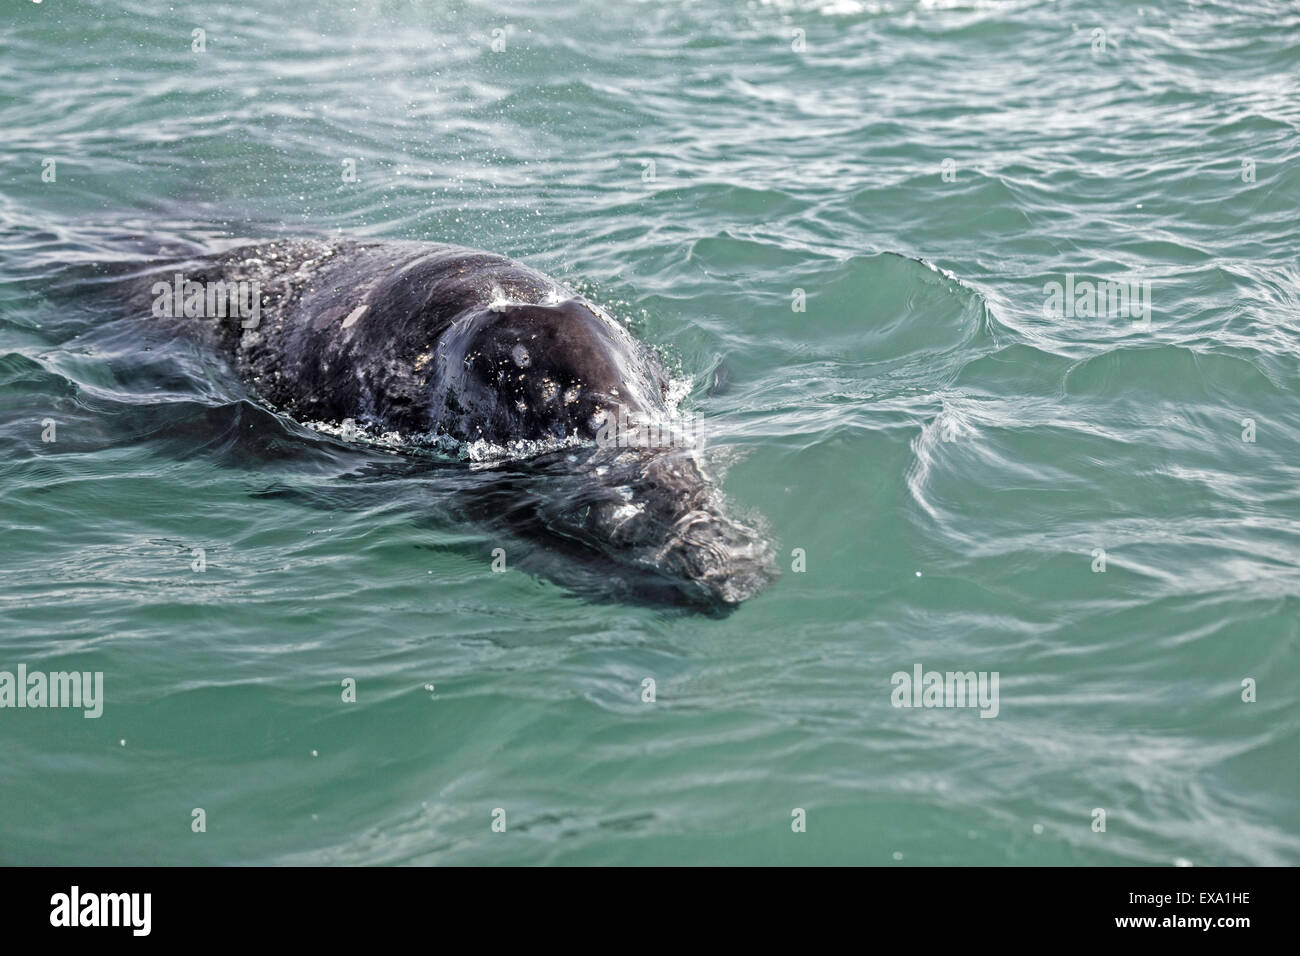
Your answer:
1,0 -> 1297,865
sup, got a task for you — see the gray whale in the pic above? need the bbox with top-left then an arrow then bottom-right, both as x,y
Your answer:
124,238 -> 776,607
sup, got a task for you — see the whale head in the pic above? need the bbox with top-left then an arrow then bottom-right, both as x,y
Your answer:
413,284 -> 777,606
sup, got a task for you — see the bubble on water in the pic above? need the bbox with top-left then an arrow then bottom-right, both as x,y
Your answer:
1174,857 -> 1193,867
891,851 -> 903,861
305,418 -> 421,452
463,432 -> 587,464
1032,823 -> 1044,835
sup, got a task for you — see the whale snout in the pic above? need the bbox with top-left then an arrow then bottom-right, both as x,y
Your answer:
656,506 -> 777,605
586,449 -> 777,606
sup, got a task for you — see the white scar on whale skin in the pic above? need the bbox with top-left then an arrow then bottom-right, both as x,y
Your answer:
341,304 -> 368,329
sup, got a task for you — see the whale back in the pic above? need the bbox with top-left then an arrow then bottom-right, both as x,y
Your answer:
203,241 -> 666,445
430,298 -> 668,445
